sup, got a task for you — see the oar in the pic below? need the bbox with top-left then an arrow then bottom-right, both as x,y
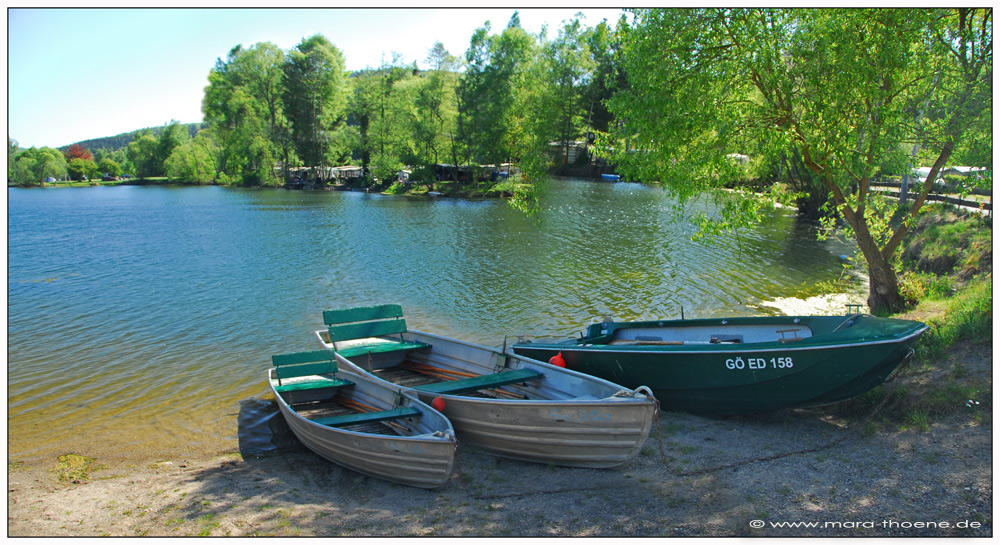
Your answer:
400,361 -> 479,378
400,361 -> 529,398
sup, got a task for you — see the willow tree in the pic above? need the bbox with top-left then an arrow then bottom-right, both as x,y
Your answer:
604,8 -> 991,313
9,146 -> 68,185
283,34 -> 348,180
413,42 -> 460,169
365,54 -> 413,183
203,42 -> 286,185
459,15 -> 541,178
546,14 -> 596,167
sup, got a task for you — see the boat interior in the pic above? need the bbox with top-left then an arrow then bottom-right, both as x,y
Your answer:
288,391 -> 418,436
271,350 -> 428,436
373,357 -> 538,400
594,322 -> 816,345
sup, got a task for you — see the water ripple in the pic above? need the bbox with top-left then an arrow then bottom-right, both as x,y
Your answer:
7,181 -> 855,462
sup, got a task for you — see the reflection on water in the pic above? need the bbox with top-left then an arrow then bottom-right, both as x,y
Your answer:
7,179 -> 855,463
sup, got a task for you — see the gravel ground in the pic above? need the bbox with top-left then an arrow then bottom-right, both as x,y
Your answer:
8,341 -> 991,537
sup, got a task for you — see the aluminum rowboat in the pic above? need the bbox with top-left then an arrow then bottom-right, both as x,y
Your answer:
269,350 -> 457,488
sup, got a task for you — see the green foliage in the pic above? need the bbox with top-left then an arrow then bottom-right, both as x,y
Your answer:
8,146 -> 68,185
98,158 -> 122,177
153,121 -> 189,174
897,207 -> 992,349
67,157 -> 98,181
934,276 -> 991,344
904,271 -> 992,368
901,210 -> 992,278
283,35 -> 348,174
63,124 -> 205,155
545,15 -> 596,167
459,21 -> 544,173
127,132 -> 159,179
408,165 -> 437,185
165,133 -> 219,183
899,271 -> 953,303
583,20 -> 620,135
382,182 -> 408,195
411,62 -> 460,169
204,42 -> 289,186
351,55 -> 414,182
603,8 -> 991,313
905,409 -> 931,432
16,14 -> 615,203
8,138 -> 18,179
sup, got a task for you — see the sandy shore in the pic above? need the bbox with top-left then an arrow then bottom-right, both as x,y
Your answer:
8,339 -> 991,537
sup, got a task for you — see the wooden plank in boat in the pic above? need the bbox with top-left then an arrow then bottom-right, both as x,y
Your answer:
312,406 -> 421,427
414,369 -> 543,395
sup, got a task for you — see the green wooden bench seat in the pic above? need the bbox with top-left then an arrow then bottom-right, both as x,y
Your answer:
274,376 -> 352,394
272,349 -> 421,426
335,338 -> 431,359
323,304 -> 430,358
311,406 -> 421,427
271,349 -> 354,393
414,368 -> 544,395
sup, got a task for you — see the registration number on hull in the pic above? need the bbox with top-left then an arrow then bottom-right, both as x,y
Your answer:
725,356 -> 794,370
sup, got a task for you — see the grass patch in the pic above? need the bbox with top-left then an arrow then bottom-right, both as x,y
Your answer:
51,453 -> 105,483
866,209 -> 992,432
197,513 -> 220,536
833,249 -> 991,434
904,409 -> 931,432
922,382 -> 983,414
913,275 -> 992,360
902,212 -> 992,277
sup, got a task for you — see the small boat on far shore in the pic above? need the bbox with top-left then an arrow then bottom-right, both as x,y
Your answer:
268,349 -> 457,488
512,313 -> 928,415
316,304 -> 658,469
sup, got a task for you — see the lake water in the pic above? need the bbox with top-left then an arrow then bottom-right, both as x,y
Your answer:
7,179 -> 854,464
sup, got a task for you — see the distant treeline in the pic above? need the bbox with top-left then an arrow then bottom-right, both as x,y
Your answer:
10,11 -> 618,192
60,123 -> 206,155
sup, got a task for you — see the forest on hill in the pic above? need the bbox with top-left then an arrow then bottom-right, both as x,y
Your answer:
61,124 -> 206,155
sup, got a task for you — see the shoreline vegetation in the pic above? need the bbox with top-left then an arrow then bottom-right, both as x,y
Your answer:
28,174 -> 531,200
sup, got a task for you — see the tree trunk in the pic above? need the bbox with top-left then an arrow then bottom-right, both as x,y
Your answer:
801,143 -> 907,314
853,220 -> 906,314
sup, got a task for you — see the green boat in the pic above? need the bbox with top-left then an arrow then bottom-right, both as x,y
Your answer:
511,314 -> 928,415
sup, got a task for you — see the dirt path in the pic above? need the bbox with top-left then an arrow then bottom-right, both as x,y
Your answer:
8,341 -> 991,537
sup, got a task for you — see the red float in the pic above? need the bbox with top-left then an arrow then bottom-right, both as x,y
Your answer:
549,352 -> 566,367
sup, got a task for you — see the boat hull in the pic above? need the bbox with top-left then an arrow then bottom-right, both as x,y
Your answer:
269,368 -> 457,488
407,388 -> 655,469
512,315 -> 927,415
326,330 -> 657,469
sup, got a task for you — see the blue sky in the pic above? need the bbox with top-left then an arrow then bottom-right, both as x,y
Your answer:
7,7 -> 626,150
